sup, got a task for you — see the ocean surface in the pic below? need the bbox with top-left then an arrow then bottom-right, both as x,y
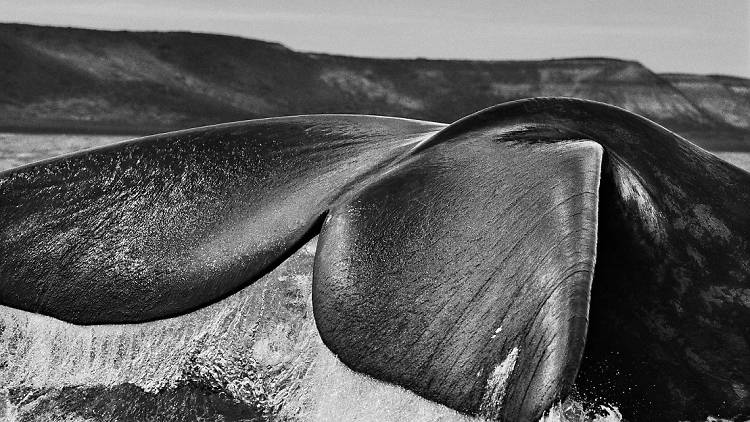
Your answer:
1,133 -> 747,422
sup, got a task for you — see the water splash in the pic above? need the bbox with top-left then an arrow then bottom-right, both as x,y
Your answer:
0,237 -> 625,422
540,399 -> 622,422
0,240 -> 477,422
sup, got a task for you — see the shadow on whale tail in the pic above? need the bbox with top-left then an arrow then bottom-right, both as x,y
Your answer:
0,98 -> 748,421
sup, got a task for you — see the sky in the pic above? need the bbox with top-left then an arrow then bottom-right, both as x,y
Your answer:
2,0 -> 749,78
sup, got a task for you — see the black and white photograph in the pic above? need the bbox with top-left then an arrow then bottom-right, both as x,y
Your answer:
0,1 -> 748,421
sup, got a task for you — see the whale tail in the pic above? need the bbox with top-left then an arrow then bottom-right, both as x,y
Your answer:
1,98 -> 748,421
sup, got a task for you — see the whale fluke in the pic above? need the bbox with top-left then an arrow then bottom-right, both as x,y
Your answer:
0,98 -> 748,421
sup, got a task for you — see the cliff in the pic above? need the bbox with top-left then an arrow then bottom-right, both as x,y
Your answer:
1,23 -> 748,149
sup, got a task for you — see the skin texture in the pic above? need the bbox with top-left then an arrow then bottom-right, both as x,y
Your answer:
313,139 -> 602,421
0,116 -> 443,322
0,98 -> 748,421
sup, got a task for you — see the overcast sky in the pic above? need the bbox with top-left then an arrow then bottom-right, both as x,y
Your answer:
2,0 -> 749,77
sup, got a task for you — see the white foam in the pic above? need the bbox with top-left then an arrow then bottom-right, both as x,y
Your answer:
479,347 -> 520,419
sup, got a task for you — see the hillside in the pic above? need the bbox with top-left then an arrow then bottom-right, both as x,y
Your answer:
661,73 -> 750,129
1,23 -> 749,149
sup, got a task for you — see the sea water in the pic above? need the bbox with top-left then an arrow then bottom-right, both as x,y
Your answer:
1,133 -> 747,422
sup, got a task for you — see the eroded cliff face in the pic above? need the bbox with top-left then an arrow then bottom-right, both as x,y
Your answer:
661,73 -> 750,129
1,23 -> 748,150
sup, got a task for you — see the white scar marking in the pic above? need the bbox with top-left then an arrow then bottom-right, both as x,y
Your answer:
480,347 -> 520,419
491,326 -> 502,339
